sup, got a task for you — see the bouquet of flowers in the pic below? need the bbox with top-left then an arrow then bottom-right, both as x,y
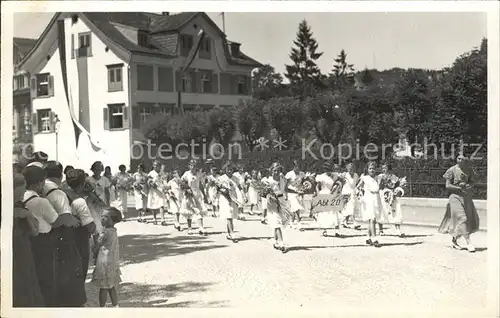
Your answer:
253,180 -> 294,223
289,172 -> 317,195
82,181 -> 108,210
116,174 -> 134,192
381,176 -> 407,206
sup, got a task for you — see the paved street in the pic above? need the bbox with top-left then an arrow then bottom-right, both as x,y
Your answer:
84,209 -> 489,310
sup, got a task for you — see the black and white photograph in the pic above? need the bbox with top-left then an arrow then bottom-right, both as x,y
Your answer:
1,1 -> 499,316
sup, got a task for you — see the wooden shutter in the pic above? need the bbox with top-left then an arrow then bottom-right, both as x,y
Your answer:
103,107 -> 109,130
49,111 -> 55,132
48,75 -> 54,97
246,75 -> 251,95
190,69 -> 197,93
132,106 -> 141,129
88,34 -> 92,56
175,70 -> 182,92
212,73 -> 219,93
71,34 -> 75,59
159,67 -> 174,92
230,75 -> 237,95
32,112 -> 38,134
31,77 -> 37,98
122,106 -> 129,129
196,71 -> 202,93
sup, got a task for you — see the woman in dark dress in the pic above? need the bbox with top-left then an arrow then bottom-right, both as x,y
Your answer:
12,172 -> 45,307
438,155 -> 480,252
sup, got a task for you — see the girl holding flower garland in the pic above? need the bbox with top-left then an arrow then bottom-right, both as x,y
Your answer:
114,165 -> 132,220
133,163 -> 149,223
259,162 -> 291,253
378,163 -> 406,237
180,159 -> 207,235
340,161 -> 361,230
147,161 -> 167,225
166,170 -> 182,231
204,165 -> 220,218
215,161 -> 241,242
246,170 -> 261,215
314,161 -> 344,237
356,161 -> 382,248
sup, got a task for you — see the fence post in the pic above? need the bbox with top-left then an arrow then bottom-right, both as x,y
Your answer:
409,166 -> 413,197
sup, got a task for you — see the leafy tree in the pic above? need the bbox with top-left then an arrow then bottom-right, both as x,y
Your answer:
265,97 -> 306,148
306,93 -> 349,146
237,99 -> 268,151
330,49 -> 355,91
208,106 -> 236,148
252,64 -> 288,100
285,19 -> 324,97
360,68 -> 374,86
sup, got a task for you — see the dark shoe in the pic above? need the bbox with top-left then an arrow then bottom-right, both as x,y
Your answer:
161,221 -> 167,226
452,238 -> 462,250
373,240 -> 381,248
322,231 -> 328,237
366,239 -> 373,245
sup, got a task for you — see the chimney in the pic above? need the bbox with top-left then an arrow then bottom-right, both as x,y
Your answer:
162,12 -> 169,16
230,42 -> 240,57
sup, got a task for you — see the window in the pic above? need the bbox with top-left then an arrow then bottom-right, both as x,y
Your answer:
158,67 -> 174,92
236,76 -> 246,95
36,73 -> 50,97
138,31 -> 149,47
199,38 -> 211,59
138,103 -> 154,126
13,75 -> 26,90
107,64 -> 123,92
182,104 -> 197,112
182,73 -> 192,92
137,65 -> 154,91
23,105 -> 31,135
38,109 -> 52,133
180,34 -> 193,56
107,104 -> 123,129
158,103 -> 175,115
77,32 -> 92,57
201,71 -> 212,93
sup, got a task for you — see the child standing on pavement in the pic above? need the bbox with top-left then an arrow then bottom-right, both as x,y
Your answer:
356,161 -> 382,248
92,207 -> 122,307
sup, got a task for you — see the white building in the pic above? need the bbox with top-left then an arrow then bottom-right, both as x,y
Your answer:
18,12 -> 261,172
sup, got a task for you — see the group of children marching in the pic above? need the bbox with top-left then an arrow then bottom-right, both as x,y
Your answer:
109,158 -> 407,253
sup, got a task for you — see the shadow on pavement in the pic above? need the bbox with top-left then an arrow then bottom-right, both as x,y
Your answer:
235,236 -> 273,242
119,233 -> 228,265
85,281 -> 227,307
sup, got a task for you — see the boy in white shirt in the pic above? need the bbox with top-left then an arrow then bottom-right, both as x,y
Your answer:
23,166 -> 79,307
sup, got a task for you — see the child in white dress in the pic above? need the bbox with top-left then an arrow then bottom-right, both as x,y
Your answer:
147,161 -> 166,225
180,160 -> 207,235
92,207 -> 122,307
166,171 -> 182,231
231,165 -> 247,220
246,170 -> 260,215
285,160 -> 305,226
216,162 -> 240,242
314,161 -> 343,237
340,161 -> 361,230
132,163 -> 148,223
356,162 -> 381,247
378,163 -> 405,237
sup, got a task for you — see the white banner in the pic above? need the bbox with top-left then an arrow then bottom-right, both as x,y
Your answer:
310,194 -> 346,213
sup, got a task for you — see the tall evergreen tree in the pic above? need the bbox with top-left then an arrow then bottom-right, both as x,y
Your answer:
285,20 -> 324,97
330,49 -> 355,90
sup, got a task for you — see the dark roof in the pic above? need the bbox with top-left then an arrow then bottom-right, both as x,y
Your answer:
14,37 -> 38,57
82,12 -> 261,67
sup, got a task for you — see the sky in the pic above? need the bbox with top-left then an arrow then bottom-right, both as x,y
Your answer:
13,12 -> 487,76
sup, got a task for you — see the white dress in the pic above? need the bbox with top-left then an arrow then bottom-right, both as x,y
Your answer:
260,177 -> 269,210
378,174 -> 403,224
216,174 -> 239,219
360,175 -> 381,221
314,173 -> 340,228
285,170 -> 304,213
133,172 -> 148,210
147,170 -> 166,210
231,172 -> 246,206
246,178 -> 260,206
166,178 -> 181,213
341,172 -> 359,218
264,176 -> 291,229
204,174 -> 219,207
180,171 -> 206,219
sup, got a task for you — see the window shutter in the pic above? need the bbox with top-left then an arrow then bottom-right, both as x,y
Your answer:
71,34 -> 75,59
31,77 -> 37,98
122,106 -> 129,129
230,75 -> 237,95
132,107 -> 141,129
49,111 -> 55,132
103,107 -> 109,130
246,75 -> 251,95
175,70 -> 182,92
88,34 -> 92,56
212,73 -> 218,93
191,70 -> 197,93
165,68 -> 174,92
195,71 -> 202,93
32,112 -> 38,134
48,75 -> 54,97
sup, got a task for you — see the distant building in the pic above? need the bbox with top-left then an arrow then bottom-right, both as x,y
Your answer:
18,12 -> 261,171
13,37 -> 37,145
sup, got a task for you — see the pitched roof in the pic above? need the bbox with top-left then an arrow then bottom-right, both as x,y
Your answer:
14,37 -> 38,57
81,12 -> 261,67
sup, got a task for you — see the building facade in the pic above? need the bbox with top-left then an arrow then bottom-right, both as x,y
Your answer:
13,37 -> 37,145
18,12 -> 261,172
